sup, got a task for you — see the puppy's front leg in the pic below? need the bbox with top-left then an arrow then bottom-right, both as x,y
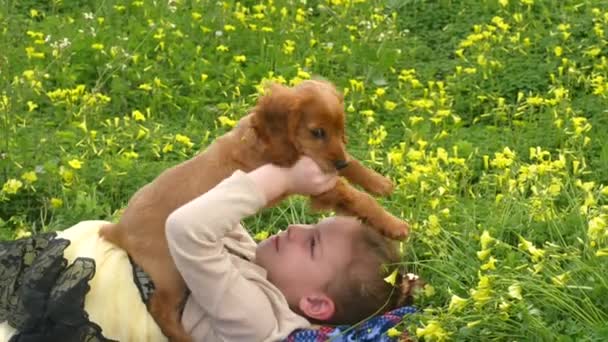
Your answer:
310,180 -> 409,239
340,156 -> 394,196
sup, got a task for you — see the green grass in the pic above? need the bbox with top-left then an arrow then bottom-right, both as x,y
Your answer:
2,0 -> 608,340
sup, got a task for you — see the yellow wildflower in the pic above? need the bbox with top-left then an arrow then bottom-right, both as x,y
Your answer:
138,83 -> 153,91
552,272 -> 570,286
175,134 -> 194,148
253,231 -> 269,241
508,283 -> 523,300
470,274 -> 492,306
21,171 -> 38,184
480,230 -> 494,250
50,198 -> 64,208
477,249 -> 491,261
384,100 -> 397,111
218,116 -> 237,128
383,269 -> 398,286
416,321 -> 450,341
68,159 -> 83,169
518,236 -> 545,262
233,55 -> 247,63
27,101 -> 38,112
448,294 -> 468,313
588,216 -> 606,240
15,228 -> 32,239
2,179 -> 23,194
386,327 -> 401,338
481,256 -> 497,270
132,109 -> 146,122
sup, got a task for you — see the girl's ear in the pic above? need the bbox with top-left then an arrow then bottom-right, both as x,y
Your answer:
251,83 -> 302,165
298,293 -> 335,321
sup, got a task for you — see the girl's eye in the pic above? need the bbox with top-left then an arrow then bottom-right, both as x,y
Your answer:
310,128 -> 326,139
310,236 -> 316,257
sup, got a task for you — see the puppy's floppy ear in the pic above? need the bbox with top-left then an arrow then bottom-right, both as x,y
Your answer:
252,82 -> 302,165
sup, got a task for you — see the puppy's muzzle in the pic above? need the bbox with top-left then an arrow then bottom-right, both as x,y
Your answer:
334,160 -> 349,170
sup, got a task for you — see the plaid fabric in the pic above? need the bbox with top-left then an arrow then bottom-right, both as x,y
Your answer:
285,306 -> 417,342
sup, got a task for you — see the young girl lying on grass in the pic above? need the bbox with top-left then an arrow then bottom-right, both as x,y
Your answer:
0,157 -> 413,341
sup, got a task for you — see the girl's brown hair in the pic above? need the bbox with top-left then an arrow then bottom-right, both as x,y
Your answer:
323,222 -> 421,325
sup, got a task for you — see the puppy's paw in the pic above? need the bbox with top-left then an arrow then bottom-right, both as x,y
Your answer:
370,215 -> 409,240
365,174 -> 394,197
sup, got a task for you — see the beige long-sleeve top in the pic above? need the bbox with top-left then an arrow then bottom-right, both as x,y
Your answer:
166,170 -> 311,341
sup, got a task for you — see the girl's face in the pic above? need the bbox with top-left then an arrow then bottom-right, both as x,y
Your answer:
255,216 -> 360,315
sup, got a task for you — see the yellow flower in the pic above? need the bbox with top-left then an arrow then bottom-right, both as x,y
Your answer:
416,321 -> 450,341
175,134 -> 194,148
477,249 -> 491,261
138,83 -> 152,91
367,125 -> 387,146
518,236 -> 545,262
386,327 -> 401,338
68,159 -> 83,169
233,55 -> 247,63
588,216 -> 606,240
427,214 -> 441,236
384,100 -> 397,111
470,274 -> 492,306
282,40 -> 296,55
480,230 -> 494,250
409,116 -> 424,125
554,46 -> 563,57
551,272 -> 570,287
15,228 -> 32,239
132,109 -> 146,122
21,171 -> 38,184
216,45 -> 229,52
50,198 -> 64,208
595,249 -> 608,257
253,231 -> 269,241
508,283 -> 523,300
27,101 -> 38,112
448,294 -> 468,313
2,179 -> 23,194
218,116 -> 237,128
481,256 -> 497,270
387,150 -> 403,166
91,43 -> 104,50
383,269 -> 399,286
122,151 -> 139,159
424,284 -> 435,297
162,143 -> 174,154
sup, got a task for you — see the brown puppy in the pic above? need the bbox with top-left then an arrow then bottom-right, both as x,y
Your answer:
99,79 -> 409,341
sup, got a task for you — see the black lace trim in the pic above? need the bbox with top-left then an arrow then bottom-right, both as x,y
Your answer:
128,255 -> 156,304
0,232 -> 115,342
127,255 -> 190,317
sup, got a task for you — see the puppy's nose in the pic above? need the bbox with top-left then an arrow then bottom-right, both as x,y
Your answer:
334,160 -> 349,170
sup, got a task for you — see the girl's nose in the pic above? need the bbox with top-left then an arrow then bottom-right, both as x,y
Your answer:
286,224 -> 310,241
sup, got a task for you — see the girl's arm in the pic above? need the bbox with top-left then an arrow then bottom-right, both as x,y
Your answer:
166,158 -> 336,341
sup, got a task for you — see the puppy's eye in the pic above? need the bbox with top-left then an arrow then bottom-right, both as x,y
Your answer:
310,128 -> 326,139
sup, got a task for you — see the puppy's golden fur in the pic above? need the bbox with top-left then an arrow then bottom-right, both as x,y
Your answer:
99,79 -> 409,341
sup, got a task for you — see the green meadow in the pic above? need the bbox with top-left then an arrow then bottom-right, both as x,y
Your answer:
1,0 -> 608,340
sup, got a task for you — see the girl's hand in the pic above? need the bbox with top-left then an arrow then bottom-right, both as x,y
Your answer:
246,157 -> 338,204
283,156 -> 338,196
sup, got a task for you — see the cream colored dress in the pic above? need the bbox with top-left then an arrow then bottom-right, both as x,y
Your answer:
0,220 -> 166,342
